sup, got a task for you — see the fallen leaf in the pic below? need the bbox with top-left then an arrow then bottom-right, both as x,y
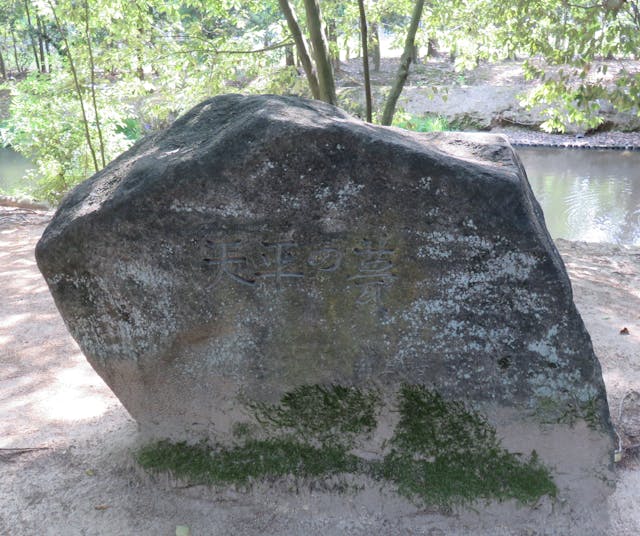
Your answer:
94,505 -> 109,511
620,327 -> 630,335
176,526 -> 191,536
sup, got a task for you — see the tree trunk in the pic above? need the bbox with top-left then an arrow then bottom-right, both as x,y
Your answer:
303,0 -> 337,104
37,15 -> 46,72
358,0 -> 372,122
278,0 -> 321,99
411,44 -> 420,64
10,28 -> 21,72
327,19 -> 340,70
23,0 -> 41,73
371,23 -> 381,72
84,0 -> 106,167
39,19 -> 53,73
48,0 -> 100,173
381,0 -> 425,126
285,44 -> 295,67
427,38 -> 439,57
136,26 -> 145,80
44,26 -> 51,62
0,48 -> 6,80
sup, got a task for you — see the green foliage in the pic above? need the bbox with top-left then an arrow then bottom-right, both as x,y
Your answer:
1,0 -> 287,201
138,383 -> 556,507
246,65 -> 312,97
116,118 -> 143,141
489,0 -> 640,131
393,112 -> 450,132
3,0 -> 640,201
1,71 -> 133,202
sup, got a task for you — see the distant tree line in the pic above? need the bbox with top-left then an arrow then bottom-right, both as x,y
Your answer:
0,0 -> 639,201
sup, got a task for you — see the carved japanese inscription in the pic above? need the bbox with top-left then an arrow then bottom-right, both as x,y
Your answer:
204,238 -> 397,306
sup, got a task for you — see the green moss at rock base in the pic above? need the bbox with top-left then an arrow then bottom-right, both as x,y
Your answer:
249,384 -> 380,447
375,450 -> 555,507
533,395 -> 603,430
137,438 -> 362,487
377,385 -> 557,506
136,384 -> 557,507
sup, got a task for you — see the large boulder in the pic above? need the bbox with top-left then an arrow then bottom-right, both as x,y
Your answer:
36,95 -> 614,527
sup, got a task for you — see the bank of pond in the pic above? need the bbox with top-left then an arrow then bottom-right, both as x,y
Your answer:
1,145 -> 639,246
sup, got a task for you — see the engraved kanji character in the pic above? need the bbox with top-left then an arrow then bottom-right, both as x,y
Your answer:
348,240 -> 397,305
307,247 -> 343,272
255,241 -> 304,286
203,240 -> 256,287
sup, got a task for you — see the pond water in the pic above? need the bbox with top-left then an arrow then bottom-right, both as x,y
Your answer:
518,147 -> 640,246
0,146 -> 34,194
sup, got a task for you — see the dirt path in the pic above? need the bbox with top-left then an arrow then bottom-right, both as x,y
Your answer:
1,207 -> 639,535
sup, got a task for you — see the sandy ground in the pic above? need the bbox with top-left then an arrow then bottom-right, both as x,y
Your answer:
1,206 -> 639,535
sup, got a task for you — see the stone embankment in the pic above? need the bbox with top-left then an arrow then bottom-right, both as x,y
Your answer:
497,127 -> 640,150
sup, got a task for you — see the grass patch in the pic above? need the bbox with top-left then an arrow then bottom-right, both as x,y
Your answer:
393,113 -> 451,133
137,384 -> 556,507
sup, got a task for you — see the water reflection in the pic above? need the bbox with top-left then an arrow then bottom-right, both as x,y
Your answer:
517,147 -> 640,245
0,146 -> 34,193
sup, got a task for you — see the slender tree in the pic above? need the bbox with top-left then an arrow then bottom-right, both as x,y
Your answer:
10,27 -> 21,72
285,43 -> 295,66
48,0 -> 100,173
303,0 -> 337,104
84,0 -> 106,167
370,22 -> 380,72
0,48 -> 6,79
278,0 -> 321,99
357,0 -> 372,122
381,0 -> 425,126
23,0 -> 41,72
36,14 -> 46,73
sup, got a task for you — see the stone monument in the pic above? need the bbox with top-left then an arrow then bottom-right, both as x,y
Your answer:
36,94 -> 615,532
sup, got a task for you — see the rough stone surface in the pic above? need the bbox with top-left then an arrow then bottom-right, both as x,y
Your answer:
36,95 -> 614,506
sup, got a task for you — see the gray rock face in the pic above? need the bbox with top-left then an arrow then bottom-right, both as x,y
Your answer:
36,95 -> 613,458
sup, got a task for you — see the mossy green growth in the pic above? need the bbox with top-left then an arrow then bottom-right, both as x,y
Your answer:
534,395 -> 602,430
377,385 -> 557,506
250,384 -> 380,447
137,438 -> 361,487
137,384 -> 556,507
